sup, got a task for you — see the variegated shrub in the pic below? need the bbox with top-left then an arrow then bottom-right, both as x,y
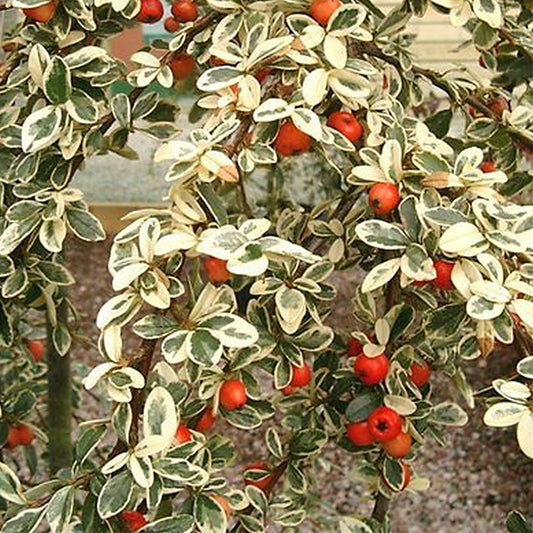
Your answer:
0,0 -> 532,531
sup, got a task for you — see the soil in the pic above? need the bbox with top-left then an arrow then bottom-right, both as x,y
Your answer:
66,238 -> 533,533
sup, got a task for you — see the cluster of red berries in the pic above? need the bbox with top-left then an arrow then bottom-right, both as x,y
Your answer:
274,111 -> 364,158
164,0 -> 198,32
4,424 -> 35,449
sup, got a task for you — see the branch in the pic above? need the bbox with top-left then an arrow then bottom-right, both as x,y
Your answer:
356,41 -> 533,152
371,492 -> 390,523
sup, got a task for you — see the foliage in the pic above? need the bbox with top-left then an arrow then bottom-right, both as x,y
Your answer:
0,0 -> 532,530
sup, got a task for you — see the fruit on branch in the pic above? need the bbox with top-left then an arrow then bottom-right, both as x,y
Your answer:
346,420 -> 374,446
409,360 -> 431,388
137,0 -> 164,23
203,256 -> 231,284
327,111 -> 364,143
244,461 -> 273,491
175,423 -> 192,444
382,431 -> 412,458
219,379 -> 247,411
310,0 -> 341,26
289,362 -> 312,387
164,17 -> 180,33
171,0 -> 198,22
17,424 -> 35,446
122,511 -> 148,532
487,95 -> 510,118
28,339 -> 45,363
353,353 -> 389,385
433,260 -> 455,290
195,407 -> 216,431
347,337 -> 364,357
368,183 -> 400,216
274,121 -> 312,157
5,426 -> 20,449
22,1 -> 56,23
169,53 -> 196,80
480,160 -> 495,172
367,406 -> 402,441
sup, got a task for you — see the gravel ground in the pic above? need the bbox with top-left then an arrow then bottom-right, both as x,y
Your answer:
66,238 -> 533,533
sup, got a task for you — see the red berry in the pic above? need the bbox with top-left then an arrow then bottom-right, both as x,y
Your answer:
122,511 -> 147,532
409,360 -> 431,388
17,424 -> 35,446
28,339 -> 45,363
433,260 -> 455,290
195,407 -> 216,431
175,423 -> 192,444
347,337 -> 363,357
487,96 -> 509,118
367,406 -> 402,442
5,426 -> 20,449
168,53 -> 195,81
281,385 -> 295,396
210,56 -> 227,67
327,111 -> 364,143
346,420 -> 374,446
164,16 -> 180,33
289,362 -> 312,388
244,461 -> 272,491
274,121 -> 311,157
310,0 -> 341,26
353,353 -> 389,386
382,431 -> 412,458
219,379 -> 247,411
255,68 -> 271,83
22,1 -> 56,22
368,183 -> 400,216
171,0 -> 198,21
480,160 -> 495,172
203,257 -> 231,284
137,0 -> 163,23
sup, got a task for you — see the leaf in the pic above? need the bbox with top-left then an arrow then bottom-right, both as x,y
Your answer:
46,486 -> 74,533
253,98 -> 292,122
143,386 -> 178,442
21,106 -> 62,153
37,261 -> 75,286
65,89 -> 98,124
1,506 -> 47,533
362,258 -> 401,293
439,222 -> 488,257
346,392 -> 383,422
356,220 -> 410,250
200,313 -> 259,348
484,402 -> 526,427
65,207 -> 105,241
302,68 -> 329,107
97,471 -> 134,519
187,329 -> 223,366
431,402 -> 468,426
140,515 -> 195,533
0,462 -> 25,505
43,57 -> 72,105
290,429 -> 328,457
133,314 -> 178,339
506,511 -> 533,533
473,0 -> 502,28
194,494 -> 227,533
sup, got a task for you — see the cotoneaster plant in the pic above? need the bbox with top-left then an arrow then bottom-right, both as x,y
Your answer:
0,0 -> 532,531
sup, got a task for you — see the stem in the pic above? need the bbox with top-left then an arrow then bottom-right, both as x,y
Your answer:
371,492 -> 390,522
46,299 -> 73,474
